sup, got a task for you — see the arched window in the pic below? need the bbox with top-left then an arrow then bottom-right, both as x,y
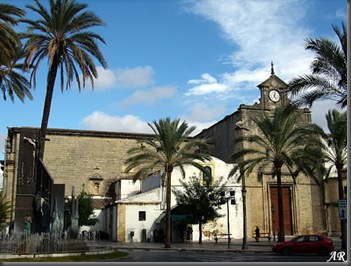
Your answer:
202,166 -> 212,184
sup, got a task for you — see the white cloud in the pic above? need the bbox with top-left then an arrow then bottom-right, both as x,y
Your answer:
122,86 -> 177,106
183,102 -> 226,122
186,73 -> 231,96
188,73 -> 218,84
93,67 -> 117,89
92,66 -> 154,90
185,82 -> 229,96
184,0 -> 316,100
114,66 -> 154,88
80,111 -> 152,133
187,0 -> 310,69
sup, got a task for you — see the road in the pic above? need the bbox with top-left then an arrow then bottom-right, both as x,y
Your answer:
104,249 -> 335,263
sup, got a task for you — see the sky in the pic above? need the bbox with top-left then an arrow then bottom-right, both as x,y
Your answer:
0,0 -> 347,185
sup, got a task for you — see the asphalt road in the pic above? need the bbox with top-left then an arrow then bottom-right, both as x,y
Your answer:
107,249 -> 337,263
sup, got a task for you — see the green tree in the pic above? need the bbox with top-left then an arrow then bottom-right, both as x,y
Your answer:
0,4 -> 32,102
289,22 -> 347,108
320,109 -> 347,250
64,192 -> 98,228
173,174 -> 227,244
77,192 -> 99,227
21,0 -> 108,159
124,117 -> 211,248
228,106 -> 324,242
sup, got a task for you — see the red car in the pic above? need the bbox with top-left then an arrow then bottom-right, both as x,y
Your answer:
272,234 -> 335,256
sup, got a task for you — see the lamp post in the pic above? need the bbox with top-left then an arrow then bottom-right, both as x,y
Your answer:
220,190 -> 236,249
271,205 -> 276,241
241,187 -> 248,249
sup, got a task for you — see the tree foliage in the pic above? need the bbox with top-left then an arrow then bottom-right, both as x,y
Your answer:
0,3 -> 32,102
0,190 -> 11,226
319,109 -> 347,249
77,192 -> 99,227
65,191 -> 99,228
173,174 -> 227,244
289,22 -> 347,108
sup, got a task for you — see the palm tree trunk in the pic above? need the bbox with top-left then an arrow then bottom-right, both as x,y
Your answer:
276,167 -> 285,242
164,171 -> 172,248
38,55 -> 59,160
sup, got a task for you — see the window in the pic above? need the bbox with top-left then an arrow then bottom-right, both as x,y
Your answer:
93,182 -> 100,195
139,211 -> 146,221
203,166 -> 212,184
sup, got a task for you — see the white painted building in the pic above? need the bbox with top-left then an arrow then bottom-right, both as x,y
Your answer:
102,156 -> 243,243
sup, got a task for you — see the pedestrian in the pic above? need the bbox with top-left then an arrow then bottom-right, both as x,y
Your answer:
186,226 -> 193,241
255,226 -> 260,242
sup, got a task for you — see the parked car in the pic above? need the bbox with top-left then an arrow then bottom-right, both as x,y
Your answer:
272,234 -> 334,256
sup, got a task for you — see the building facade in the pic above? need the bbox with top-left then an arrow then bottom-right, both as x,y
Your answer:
195,65 -> 328,238
1,65 -> 343,240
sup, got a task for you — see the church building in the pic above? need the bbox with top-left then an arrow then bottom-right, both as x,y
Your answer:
1,64 -> 340,241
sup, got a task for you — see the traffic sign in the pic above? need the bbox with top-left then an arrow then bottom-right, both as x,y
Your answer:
338,199 -> 347,220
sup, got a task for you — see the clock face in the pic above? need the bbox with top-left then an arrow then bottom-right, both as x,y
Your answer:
269,90 -> 280,102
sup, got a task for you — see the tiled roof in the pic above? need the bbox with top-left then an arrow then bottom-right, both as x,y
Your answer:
92,198 -> 113,209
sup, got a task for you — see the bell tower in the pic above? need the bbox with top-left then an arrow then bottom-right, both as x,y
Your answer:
257,62 -> 290,110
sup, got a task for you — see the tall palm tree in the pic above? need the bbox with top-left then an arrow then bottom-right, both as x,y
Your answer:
320,109 -> 347,250
0,4 -> 32,102
124,117 -> 211,248
228,106 -> 324,242
289,22 -> 347,108
21,0 -> 108,160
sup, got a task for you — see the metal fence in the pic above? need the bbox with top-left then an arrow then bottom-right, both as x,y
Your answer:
0,233 -> 91,254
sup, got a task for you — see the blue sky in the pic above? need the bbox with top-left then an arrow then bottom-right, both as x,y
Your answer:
0,0 -> 347,182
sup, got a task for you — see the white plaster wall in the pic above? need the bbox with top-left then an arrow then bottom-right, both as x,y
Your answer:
116,179 -> 141,199
124,204 -> 164,242
118,156 -> 243,242
79,209 -> 104,233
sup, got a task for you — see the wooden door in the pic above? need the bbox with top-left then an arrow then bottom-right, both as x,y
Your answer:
270,186 -> 293,235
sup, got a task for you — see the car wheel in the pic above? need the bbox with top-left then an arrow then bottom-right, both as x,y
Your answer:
319,247 -> 329,256
282,247 -> 291,256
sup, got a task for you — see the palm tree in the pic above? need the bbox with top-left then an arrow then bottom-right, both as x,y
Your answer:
0,190 -> 11,227
124,117 -> 211,248
21,0 -> 108,160
0,3 -> 24,63
320,109 -> 347,250
228,106 -> 324,242
0,4 -> 32,102
288,22 -> 347,108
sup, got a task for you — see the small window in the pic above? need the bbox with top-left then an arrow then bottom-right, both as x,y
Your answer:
139,211 -> 146,221
93,182 -> 100,195
203,166 -> 212,184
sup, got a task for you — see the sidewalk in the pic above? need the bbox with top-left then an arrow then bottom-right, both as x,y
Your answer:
89,236 -> 342,254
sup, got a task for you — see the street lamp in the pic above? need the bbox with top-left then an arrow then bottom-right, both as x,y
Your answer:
271,205 -> 276,241
220,190 -> 236,249
241,187 -> 248,249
